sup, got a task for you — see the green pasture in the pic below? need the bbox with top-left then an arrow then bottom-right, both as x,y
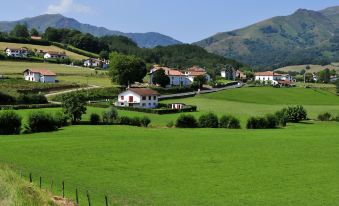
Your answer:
1,123 -> 339,205
0,60 -> 112,87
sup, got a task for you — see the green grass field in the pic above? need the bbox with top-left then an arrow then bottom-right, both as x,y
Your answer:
1,123 -> 339,205
1,87 -> 339,205
0,61 -> 112,87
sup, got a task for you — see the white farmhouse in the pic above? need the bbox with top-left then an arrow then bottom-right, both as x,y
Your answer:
116,88 -> 160,108
255,71 -> 293,86
185,66 -> 211,83
4,47 -> 28,58
23,69 -> 56,83
150,66 -> 191,87
44,51 -> 68,59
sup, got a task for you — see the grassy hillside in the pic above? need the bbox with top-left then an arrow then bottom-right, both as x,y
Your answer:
0,42 -> 88,60
276,63 -> 339,73
0,166 -> 54,206
195,6 -> 339,68
201,87 -> 339,105
0,61 -> 111,87
0,123 -> 339,205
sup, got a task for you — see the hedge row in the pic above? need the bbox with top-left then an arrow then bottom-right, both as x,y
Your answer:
116,105 -> 197,115
175,113 -> 241,129
0,103 -> 61,110
88,107 -> 151,127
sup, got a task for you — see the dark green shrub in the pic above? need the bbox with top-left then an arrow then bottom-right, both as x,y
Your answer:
130,117 -> 141,127
119,116 -> 132,125
102,106 -> 118,124
228,117 -> 241,129
0,111 -> 22,135
265,114 -> 278,128
317,112 -> 332,121
219,115 -> 231,128
0,92 -> 15,105
199,112 -> 219,128
275,110 -> 288,127
246,117 -> 268,129
17,93 -> 48,104
219,115 -> 241,129
54,112 -> 69,128
282,105 -> 307,123
90,113 -> 101,125
175,114 -> 198,128
140,116 -> 151,127
28,111 -> 58,133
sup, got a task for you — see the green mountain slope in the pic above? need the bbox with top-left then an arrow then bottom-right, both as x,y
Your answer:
0,14 -> 182,48
195,6 -> 339,69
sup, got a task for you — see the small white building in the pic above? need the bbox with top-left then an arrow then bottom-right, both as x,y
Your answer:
221,68 -> 236,80
23,69 -> 56,83
255,71 -> 293,86
4,47 -> 28,58
185,66 -> 211,83
44,51 -> 68,60
116,88 -> 159,108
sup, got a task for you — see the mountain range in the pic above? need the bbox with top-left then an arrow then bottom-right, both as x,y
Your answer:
195,6 -> 339,69
0,14 -> 182,48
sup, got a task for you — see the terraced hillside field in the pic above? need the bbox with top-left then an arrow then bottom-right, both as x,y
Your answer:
0,42 -> 89,60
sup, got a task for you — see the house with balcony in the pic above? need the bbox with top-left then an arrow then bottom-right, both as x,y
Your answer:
255,71 -> 293,86
44,51 -> 68,60
116,88 -> 160,109
150,66 -> 191,87
185,66 -> 211,83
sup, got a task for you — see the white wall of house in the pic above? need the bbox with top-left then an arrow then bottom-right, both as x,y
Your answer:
255,75 -> 279,85
117,91 -> 159,108
24,71 -> 56,83
44,53 -> 67,59
169,75 -> 191,86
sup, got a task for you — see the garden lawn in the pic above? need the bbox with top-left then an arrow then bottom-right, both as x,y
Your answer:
0,123 -> 339,205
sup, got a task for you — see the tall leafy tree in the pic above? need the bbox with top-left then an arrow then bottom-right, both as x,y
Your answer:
108,52 -> 147,86
30,28 -> 39,36
61,93 -> 87,124
10,24 -> 30,38
152,69 -> 170,87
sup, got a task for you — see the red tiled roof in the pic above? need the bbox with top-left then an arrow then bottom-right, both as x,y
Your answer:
188,66 -> 205,72
167,69 -> 184,76
254,71 -> 281,76
187,71 -> 206,76
25,69 -> 56,76
128,88 -> 159,96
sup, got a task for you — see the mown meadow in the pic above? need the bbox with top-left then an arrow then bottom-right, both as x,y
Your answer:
0,86 -> 339,205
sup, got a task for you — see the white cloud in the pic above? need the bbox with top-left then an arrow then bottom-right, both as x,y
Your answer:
46,0 -> 91,14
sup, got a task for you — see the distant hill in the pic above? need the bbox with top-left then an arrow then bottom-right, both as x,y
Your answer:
0,14 -> 182,48
195,6 -> 339,69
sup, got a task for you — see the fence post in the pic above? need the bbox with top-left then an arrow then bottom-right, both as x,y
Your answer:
76,188 -> 79,205
39,177 -> 42,189
87,190 -> 91,206
29,173 -> 32,183
105,195 -> 109,206
62,181 -> 65,198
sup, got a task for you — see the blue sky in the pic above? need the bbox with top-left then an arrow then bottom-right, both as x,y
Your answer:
1,0 -> 338,43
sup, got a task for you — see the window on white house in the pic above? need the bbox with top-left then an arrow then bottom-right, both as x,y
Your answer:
153,96 -> 156,100
142,96 -> 146,100
148,96 -> 151,100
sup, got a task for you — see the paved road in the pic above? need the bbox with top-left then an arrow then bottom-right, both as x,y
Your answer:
45,85 -> 101,98
159,82 -> 243,100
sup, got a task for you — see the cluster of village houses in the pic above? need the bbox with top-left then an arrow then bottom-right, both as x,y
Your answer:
4,47 -> 109,69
